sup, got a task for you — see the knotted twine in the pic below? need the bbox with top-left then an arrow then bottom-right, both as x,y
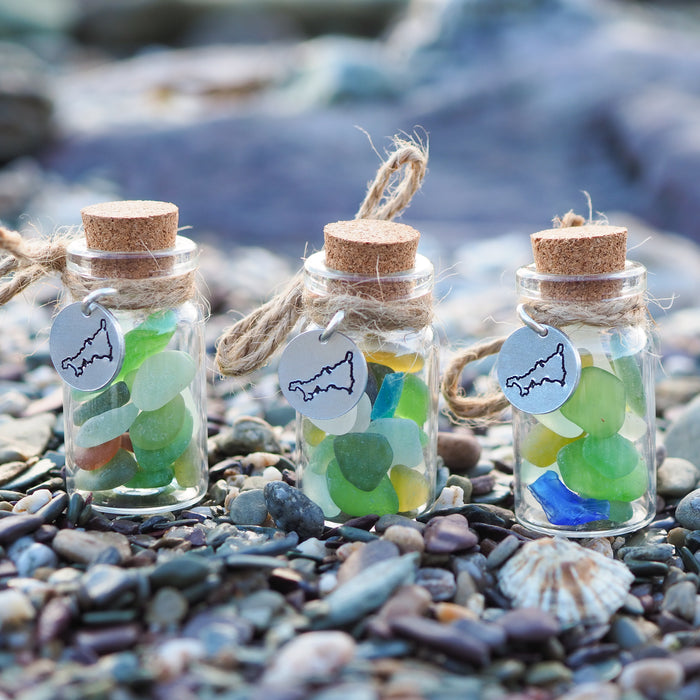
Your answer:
215,134 -> 430,377
441,211 -> 649,425
0,227 -> 196,311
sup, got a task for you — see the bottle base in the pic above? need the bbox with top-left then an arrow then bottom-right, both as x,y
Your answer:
516,507 -> 655,539
75,484 -> 206,515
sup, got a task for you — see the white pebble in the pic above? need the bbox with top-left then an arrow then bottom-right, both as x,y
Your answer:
0,590 -> 35,629
295,537 -> 327,559
262,631 -> 356,687
262,466 -> 283,482
433,485 -> 464,510
12,489 -> 52,514
618,658 -> 684,695
318,571 -> 338,595
154,638 -> 205,679
558,681 -> 620,700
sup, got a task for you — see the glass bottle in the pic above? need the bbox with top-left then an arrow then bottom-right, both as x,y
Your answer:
58,201 -> 208,514
291,220 -> 438,522
508,225 -> 656,537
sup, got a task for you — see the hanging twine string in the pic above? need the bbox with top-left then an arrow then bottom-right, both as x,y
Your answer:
215,134 -> 429,377
441,211 -> 649,424
0,226 -> 197,311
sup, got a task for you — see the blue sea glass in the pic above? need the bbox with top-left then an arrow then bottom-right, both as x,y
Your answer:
370,372 -> 405,420
528,470 -> 610,526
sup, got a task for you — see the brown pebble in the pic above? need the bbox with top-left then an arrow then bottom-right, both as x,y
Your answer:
382,525 -> 425,555
437,431 -> 482,473
367,584 -> 432,638
423,514 -> 478,554
497,607 -> 560,642
617,658 -> 684,695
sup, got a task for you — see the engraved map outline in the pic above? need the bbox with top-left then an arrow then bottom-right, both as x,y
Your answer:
505,342 -> 567,397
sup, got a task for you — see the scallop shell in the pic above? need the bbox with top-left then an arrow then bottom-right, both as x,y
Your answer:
497,536 -> 634,627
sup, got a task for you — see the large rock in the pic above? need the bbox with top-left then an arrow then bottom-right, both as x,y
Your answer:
0,413 -> 55,462
663,394 -> 700,465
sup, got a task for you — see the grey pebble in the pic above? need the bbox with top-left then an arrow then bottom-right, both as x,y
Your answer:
661,580 -> 698,621
337,539 -> 399,586
79,564 -> 139,607
453,617 -> 507,652
607,616 -> 652,649
525,660 -> 573,687
619,543 -> 675,562
497,608 -> 560,642
16,542 -> 58,576
146,587 -> 189,628
657,457 -> 700,497
150,553 -> 213,589
0,513 -> 44,544
675,488 -> 700,530
486,535 -> 521,569
375,513 -> 425,534
423,513 -> 478,554
229,488 -> 269,526
264,481 -> 324,540
414,567 -> 456,602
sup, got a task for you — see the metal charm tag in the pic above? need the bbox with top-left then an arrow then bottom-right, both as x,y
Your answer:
279,327 -> 368,421
49,289 -> 125,392
497,319 -> 581,415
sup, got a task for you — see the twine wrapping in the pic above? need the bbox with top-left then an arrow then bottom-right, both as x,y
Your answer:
215,133 -> 430,377
0,226 -> 197,311
441,211 -> 650,424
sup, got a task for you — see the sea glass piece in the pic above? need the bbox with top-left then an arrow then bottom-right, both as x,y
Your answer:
309,402 -> 358,436
130,393 -> 186,451
369,418 -> 423,468
390,464 -> 430,512
560,366 -> 626,438
558,439 -> 647,502
131,350 -> 196,411
73,436 -> 121,471
327,458 -> 399,517
529,470 -> 610,526
124,465 -> 174,489
75,403 -> 139,448
533,410 -> 583,439
395,374 -> 430,426
367,362 -> 394,396
371,372 -> 405,420
133,406 -> 193,470
349,394 -> 372,434
117,310 -> 177,380
308,436 -> 336,474
302,418 -> 326,447
609,500 -> 634,523
612,354 -> 646,417
364,349 -> 424,373
73,381 -> 130,426
521,422 -> 578,468
74,449 -> 139,491
172,440 -> 202,488
582,434 -> 639,479
620,410 -> 647,441
333,432 -> 393,491
302,466 -> 341,519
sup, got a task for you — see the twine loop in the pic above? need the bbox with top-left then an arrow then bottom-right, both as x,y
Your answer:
215,133 -> 430,378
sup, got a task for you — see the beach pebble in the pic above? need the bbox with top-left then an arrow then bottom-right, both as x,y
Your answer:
617,658 -> 684,695
437,431 -> 482,473
675,488 -> 700,530
497,608 -> 560,642
423,514 -> 478,553
261,631 -> 356,687
0,589 -> 35,628
382,524 -> 425,555
229,488 -> 269,526
657,457 -> 699,497
12,488 -> 52,514
264,481 -> 324,540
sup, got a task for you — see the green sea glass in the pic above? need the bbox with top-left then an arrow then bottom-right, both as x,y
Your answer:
308,435 -> 336,474
133,405 -> 193,470
558,439 -> 647,501
333,432 -> 393,491
124,465 -> 175,489
131,350 -> 196,411
117,310 -> 177,380
74,449 -> 139,491
560,366 -> 626,438
612,354 -> 646,417
73,381 -> 130,426
302,465 -> 341,519
326,458 -> 399,517
75,403 -> 139,449
582,433 -> 639,479
129,394 -> 186,451
395,373 -> 430,426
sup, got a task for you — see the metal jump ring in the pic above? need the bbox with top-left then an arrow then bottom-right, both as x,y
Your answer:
81,287 -> 118,317
517,303 -> 548,337
319,310 -> 345,343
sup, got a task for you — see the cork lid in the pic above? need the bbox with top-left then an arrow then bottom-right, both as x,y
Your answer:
531,224 -> 627,275
324,220 -> 420,274
81,200 -> 178,252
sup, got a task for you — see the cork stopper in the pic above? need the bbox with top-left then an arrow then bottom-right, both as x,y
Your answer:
324,220 -> 420,274
80,200 -> 179,279
530,224 -> 627,301
81,200 -> 178,253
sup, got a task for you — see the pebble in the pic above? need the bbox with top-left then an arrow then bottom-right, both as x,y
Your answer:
12,489 -> 52,514
261,631 -> 356,687
423,514 -> 478,553
414,567 -> 456,602
336,539 -> 399,585
52,529 -> 131,565
617,658 -> 685,695
366,584 -> 432,638
382,524 -> 425,555
676,488 -> 700,530
661,580 -> 698,621
229,488 -> 269,526
497,608 -> 560,642
657,457 -> 699,498
264,481 -> 325,540
437,431 -> 481,473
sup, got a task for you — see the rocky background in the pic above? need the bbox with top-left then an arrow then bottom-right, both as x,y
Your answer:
4,1 -> 700,699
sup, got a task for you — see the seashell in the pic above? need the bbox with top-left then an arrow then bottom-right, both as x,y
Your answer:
498,536 -> 634,627
433,485 -> 465,510
12,488 -> 52,514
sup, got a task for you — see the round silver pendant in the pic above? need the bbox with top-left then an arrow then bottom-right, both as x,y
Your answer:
50,302 -> 125,392
278,330 -> 368,420
497,324 -> 581,414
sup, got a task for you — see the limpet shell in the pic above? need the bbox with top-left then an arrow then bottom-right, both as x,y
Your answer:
498,536 -> 634,627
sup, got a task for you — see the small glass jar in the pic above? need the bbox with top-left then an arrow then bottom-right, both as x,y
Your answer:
512,261 -> 656,537
61,235 -> 208,514
295,250 -> 439,522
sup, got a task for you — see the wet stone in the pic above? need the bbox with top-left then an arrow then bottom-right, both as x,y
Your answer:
337,539 -> 399,586
661,580 -> 698,621
497,608 -> 561,642
414,567 -> 457,602
264,481 -> 325,540
657,457 -> 699,498
675,488 -> 700,530
52,529 -> 131,565
229,489 -> 268,526
423,514 -> 478,554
